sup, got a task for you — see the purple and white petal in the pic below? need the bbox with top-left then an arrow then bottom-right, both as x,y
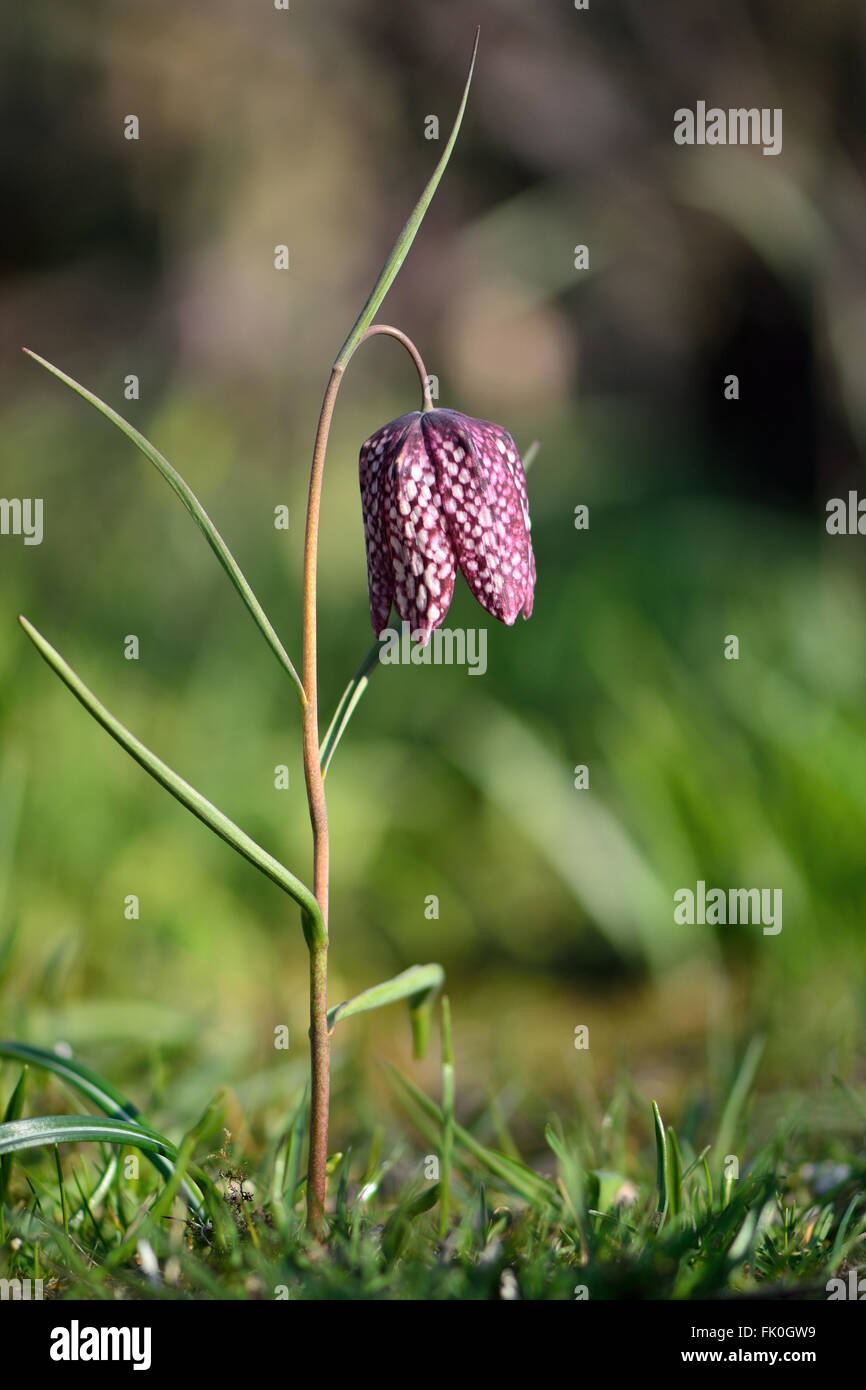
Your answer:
383,416 -> 456,643
359,405 -> 535,640
422,411 -> 535,625
359,414 -> 415,634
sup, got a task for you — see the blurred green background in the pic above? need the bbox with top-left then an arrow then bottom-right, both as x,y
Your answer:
1,0 -> 865,1160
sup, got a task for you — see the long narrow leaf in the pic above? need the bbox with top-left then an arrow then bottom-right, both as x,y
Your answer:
320,639 -> 383,778
0,1116 -> 220,1254
0,1041 -> 159,1131
327,963 -> 444,1060
334,28 -> 479,368
652,1101 -> 667,1217
18,617 -> 325,944
438,997 -> 454,1237
665,1125 -> 684,1219
0,1041 -> 205,1217
23,349 -> 304,702
106,1092 -> 228,1265
0,1066 -> 27,1207
715,1036 -> 765,1182
0,1114 -> 186,1159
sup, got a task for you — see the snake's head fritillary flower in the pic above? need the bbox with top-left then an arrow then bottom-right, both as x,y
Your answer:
359,408 -> 535,643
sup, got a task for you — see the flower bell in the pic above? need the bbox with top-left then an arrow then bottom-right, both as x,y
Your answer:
359,407 -> 535,643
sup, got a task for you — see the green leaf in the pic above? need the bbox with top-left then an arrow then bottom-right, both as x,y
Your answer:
17,617 -> 326,946
279,1087 -> 308,1210
0,1113 -> 187,1159
438,996 -> 454,1237
104,1094 -> 226,1268
0,1112 -> 224,1251
545,1121 -> 589,1245
728,1196 -> 776,1265
0,1066 -> 27,1207
715,1035 -> 765,1182
0,1041 -> 158,1131
0,1040 -> 206,1218
830,1192 -> 865,1267
23,349 -> 304,702
327,963 -> 444,1059
320,639 -> 384,778
665,1125 -> 684,1219
652,1101 -> 667,1217
382,1184 -> 440,1265
333,27 -> 479,369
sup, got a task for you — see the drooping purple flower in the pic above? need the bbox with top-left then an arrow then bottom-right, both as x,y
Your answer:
359,408 -> 535,642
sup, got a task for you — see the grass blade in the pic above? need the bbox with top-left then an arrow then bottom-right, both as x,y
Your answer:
0,1114 -> 186,1159
652,1101 -> 667,1217
17,616 -> 325,944
23,349 -> 304,702
0,1042 -> 208,1218
545,1122 -> 590,1250
382,1184 -> 440,1266
665,1125 -> 684,1220
105,1097 -> 223,1268
334,28 -> 479,368
281,1087 -> 308,1210
439,997 -> 454,1237
0,1040 -> 160,1130
385,1063 -> 556,1209
829,1192 -> 864,1268
53,1145 -> 68,1236
0,1066 -> 27,1210
715,1035 -> 766,1182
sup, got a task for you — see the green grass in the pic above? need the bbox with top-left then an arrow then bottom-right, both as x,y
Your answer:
3,473 -> 866,1298
1,1028 -> 863,1300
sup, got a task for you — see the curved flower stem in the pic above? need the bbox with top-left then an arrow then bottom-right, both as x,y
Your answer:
301,324 -> 431,1232
359,325 -> 434,410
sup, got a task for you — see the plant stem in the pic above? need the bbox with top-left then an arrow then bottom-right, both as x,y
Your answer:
360,325 -> 434,410
301,365 -> 341,1232
307,938 -> 329,1230
300,328 -> 431,1233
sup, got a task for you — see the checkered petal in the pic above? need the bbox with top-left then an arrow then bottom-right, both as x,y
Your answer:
421,410 -> 535,625
359,405 -> 535,641
359,414 -> 414,634
383,416 -> 456,643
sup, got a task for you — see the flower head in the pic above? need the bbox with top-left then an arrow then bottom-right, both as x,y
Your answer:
359,408 -> 535,642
